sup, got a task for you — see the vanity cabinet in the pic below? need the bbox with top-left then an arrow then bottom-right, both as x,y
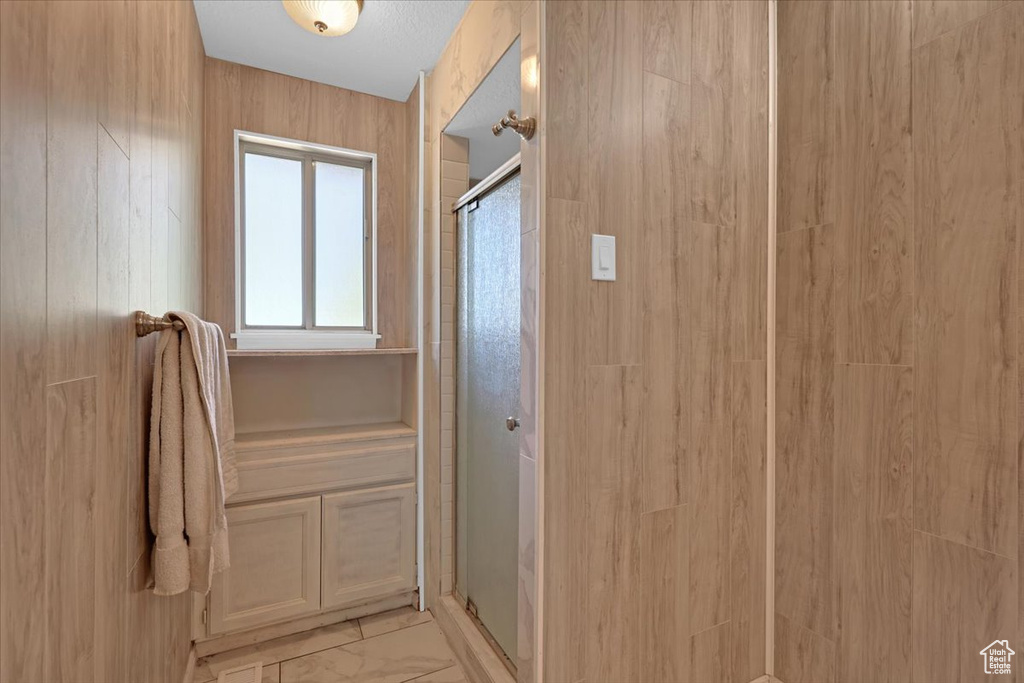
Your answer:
203,422 -> 417,638
322,483 -> 416,608
209,496 -> 322,634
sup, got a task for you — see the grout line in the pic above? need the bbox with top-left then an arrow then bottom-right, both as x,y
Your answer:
766,0 -> 778,676
691,619 -> 732,640
835,361 -> 913,369
774,609 -> 836,645
912,528 -> 1015,562
404,664 -> 463,683
910,0 -> 1015,51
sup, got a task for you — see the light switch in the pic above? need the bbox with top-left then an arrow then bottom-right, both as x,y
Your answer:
591,234 -> 616,281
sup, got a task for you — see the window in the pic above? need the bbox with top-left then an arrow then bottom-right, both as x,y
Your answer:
234,132 -> 377,350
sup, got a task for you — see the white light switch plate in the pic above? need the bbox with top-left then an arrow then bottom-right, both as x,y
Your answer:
591,234 -> 616,281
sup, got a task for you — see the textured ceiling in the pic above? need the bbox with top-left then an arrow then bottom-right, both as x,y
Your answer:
193,0 -> 470,102
445,40 -> 521,183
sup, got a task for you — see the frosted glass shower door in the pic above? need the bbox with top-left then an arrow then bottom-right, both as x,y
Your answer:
455,172 -> 520,662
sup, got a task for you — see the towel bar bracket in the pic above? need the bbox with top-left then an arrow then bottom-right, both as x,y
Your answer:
135,310 -> 184,337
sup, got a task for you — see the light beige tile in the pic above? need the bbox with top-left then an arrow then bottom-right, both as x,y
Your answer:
280,622 -> 455,683
409,665 -> 468,683
195,621 -> 361,680
440,160 -> 468,182
358,607 -> 433,639
197,661 -> 279,683
262,662 -> 281,683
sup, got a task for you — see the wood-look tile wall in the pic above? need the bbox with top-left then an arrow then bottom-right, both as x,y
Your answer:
542,1 -> 769,681
203,59 -> 413,349
775,2 -> 1024,681
0,1 -> 205,680
422,0 -> 526,614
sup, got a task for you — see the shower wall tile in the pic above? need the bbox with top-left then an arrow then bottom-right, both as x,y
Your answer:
640,70 -> 690,514
642,0 -> 692,85
731,0 -> 770,363
437,134 -> 468,605
544,2 -> 769,680
687,222 -> 735,634
834,364 -> 912,682
520,228 -> 539,463
95,125 -> 132,683
546,0 -> 587,203
643,72 -> 690,234
584,364 -> 643,683
775,223 -> 835,640
690,0 -> 736,228
777,0 -> 834,234
911,0 -> 1010,48
46,0 -> 99,386
731,359 -> 767,683
776,2 -> 1023,681
2,3 -> 203,678
0,4 -> 50,677
517,453 -> 537,683
912,0 -> 1021,559
585,0 -> 643,368
640,504 -> 690,683
911,532 -> 1016,683
834,0 -> 913,366
45,377 -> 98,681
541,198 -> 589,683
640,227 -> 689,513
690,621 -> 731,683
775,612 -> 836,683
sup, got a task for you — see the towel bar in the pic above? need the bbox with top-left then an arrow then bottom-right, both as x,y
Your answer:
134,310 -> 185,337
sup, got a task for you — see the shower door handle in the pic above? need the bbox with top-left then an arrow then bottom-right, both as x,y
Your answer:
505,416 -> 520,432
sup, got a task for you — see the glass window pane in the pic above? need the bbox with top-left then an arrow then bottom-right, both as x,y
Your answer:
244,152 -> 303,327
314,161 -> 366,328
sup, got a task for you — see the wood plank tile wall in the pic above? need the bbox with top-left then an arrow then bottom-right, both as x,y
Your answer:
203,59 -> 412,349
542,2 -> 769,681
775,1 -> 1024,681
0,0 -> 205,680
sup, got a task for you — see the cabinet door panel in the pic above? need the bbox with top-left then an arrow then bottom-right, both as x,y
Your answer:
210,497 -> 321,634
322,484 -> 415,608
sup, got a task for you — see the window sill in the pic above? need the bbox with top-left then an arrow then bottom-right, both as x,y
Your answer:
231,330 -> 381,351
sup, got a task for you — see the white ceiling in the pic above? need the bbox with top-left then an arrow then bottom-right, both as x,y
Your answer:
193,0 -> 470,102
444,40 -> 521,182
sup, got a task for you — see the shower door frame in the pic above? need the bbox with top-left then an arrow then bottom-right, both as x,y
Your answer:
451,156 -> 523,669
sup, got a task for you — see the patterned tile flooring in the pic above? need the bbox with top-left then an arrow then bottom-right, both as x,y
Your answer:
195,608 -> 467,683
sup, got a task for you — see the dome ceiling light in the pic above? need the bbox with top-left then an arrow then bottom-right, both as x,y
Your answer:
282,0 -> 363,37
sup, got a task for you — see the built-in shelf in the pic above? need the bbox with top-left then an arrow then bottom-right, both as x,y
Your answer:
236,421 -> 417,452
228,347 -> 418,358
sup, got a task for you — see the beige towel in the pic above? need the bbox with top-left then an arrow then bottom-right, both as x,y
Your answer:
149,312 -> 237,595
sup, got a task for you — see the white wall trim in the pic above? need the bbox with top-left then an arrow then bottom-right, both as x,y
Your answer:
416,70 -> 427,610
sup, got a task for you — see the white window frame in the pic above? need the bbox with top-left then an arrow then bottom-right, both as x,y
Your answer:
232,130 -> 379,350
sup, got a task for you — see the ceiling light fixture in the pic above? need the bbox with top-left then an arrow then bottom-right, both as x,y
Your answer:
282,0 -> 363,37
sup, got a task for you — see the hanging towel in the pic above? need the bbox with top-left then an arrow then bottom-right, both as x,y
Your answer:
149,312 -> 237,596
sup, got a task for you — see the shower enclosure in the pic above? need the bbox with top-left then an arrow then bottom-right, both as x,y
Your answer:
454,168 -> 522,663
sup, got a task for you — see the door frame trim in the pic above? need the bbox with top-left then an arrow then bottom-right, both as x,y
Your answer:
452,154 -> 522,213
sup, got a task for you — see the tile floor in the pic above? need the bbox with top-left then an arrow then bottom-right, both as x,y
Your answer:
195,607 -> 468,683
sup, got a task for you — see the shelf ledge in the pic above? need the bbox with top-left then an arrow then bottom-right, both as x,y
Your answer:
236,421 -> 417,451
228,347 -> 418,358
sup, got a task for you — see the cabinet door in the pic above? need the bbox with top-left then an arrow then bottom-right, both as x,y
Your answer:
321,484 -> 415,609
209,497 -> 321,634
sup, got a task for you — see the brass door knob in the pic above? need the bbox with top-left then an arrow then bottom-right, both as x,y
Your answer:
506,417 -> 521,432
